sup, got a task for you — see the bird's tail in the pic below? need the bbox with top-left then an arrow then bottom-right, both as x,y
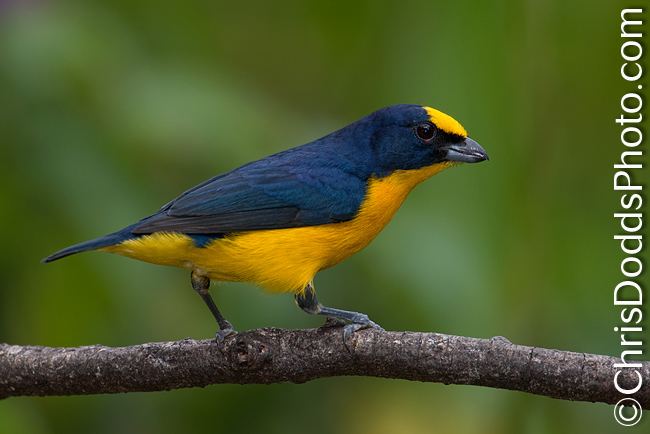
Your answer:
42,224 -> 137,263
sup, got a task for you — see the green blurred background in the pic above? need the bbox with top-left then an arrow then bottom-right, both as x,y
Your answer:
0,0 -> 646,433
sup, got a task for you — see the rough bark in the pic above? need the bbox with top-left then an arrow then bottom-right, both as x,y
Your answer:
1,327 -> 647,407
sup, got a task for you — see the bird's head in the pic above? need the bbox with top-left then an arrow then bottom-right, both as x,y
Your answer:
363,104 -> 488,176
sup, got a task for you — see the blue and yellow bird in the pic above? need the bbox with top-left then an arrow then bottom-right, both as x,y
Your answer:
45,104 -> 488,339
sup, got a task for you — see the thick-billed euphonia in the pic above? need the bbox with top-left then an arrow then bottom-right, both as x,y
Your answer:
45,104 -> 488,339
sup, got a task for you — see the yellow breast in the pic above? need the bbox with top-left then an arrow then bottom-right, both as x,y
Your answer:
105,162 -> 452,293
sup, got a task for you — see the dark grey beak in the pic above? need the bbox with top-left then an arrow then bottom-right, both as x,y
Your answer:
443,137 -> 489,163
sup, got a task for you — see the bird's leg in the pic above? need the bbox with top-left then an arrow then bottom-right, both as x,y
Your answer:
190,271 -> 236,341
295,283 -> 383,340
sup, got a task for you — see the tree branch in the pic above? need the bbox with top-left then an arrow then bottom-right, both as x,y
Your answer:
1,327 -> 647,407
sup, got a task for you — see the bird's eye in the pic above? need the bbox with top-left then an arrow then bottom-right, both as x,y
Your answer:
415,123 -> 435,142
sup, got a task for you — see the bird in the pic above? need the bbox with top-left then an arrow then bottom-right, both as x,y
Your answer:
44,104 -> 488,340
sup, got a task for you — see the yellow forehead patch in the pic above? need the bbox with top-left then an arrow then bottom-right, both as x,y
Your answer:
423,106 -> 468,137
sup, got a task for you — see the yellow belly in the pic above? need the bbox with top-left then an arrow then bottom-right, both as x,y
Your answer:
104,162 -> 452,293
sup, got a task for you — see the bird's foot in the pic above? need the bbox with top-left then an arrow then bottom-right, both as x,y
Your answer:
342,313 -> 384,341
215,322 -> 237,342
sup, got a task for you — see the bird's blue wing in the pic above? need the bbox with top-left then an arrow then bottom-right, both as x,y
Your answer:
131,150 -> 367,235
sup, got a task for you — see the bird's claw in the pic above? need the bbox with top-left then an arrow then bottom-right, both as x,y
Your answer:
340,314 -> 384,347
215,326 -> 237,342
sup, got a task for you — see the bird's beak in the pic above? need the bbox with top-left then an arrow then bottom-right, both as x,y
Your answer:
443,137 -> 489,163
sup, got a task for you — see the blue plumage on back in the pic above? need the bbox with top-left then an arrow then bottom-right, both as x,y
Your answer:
130,110 -> 388,235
